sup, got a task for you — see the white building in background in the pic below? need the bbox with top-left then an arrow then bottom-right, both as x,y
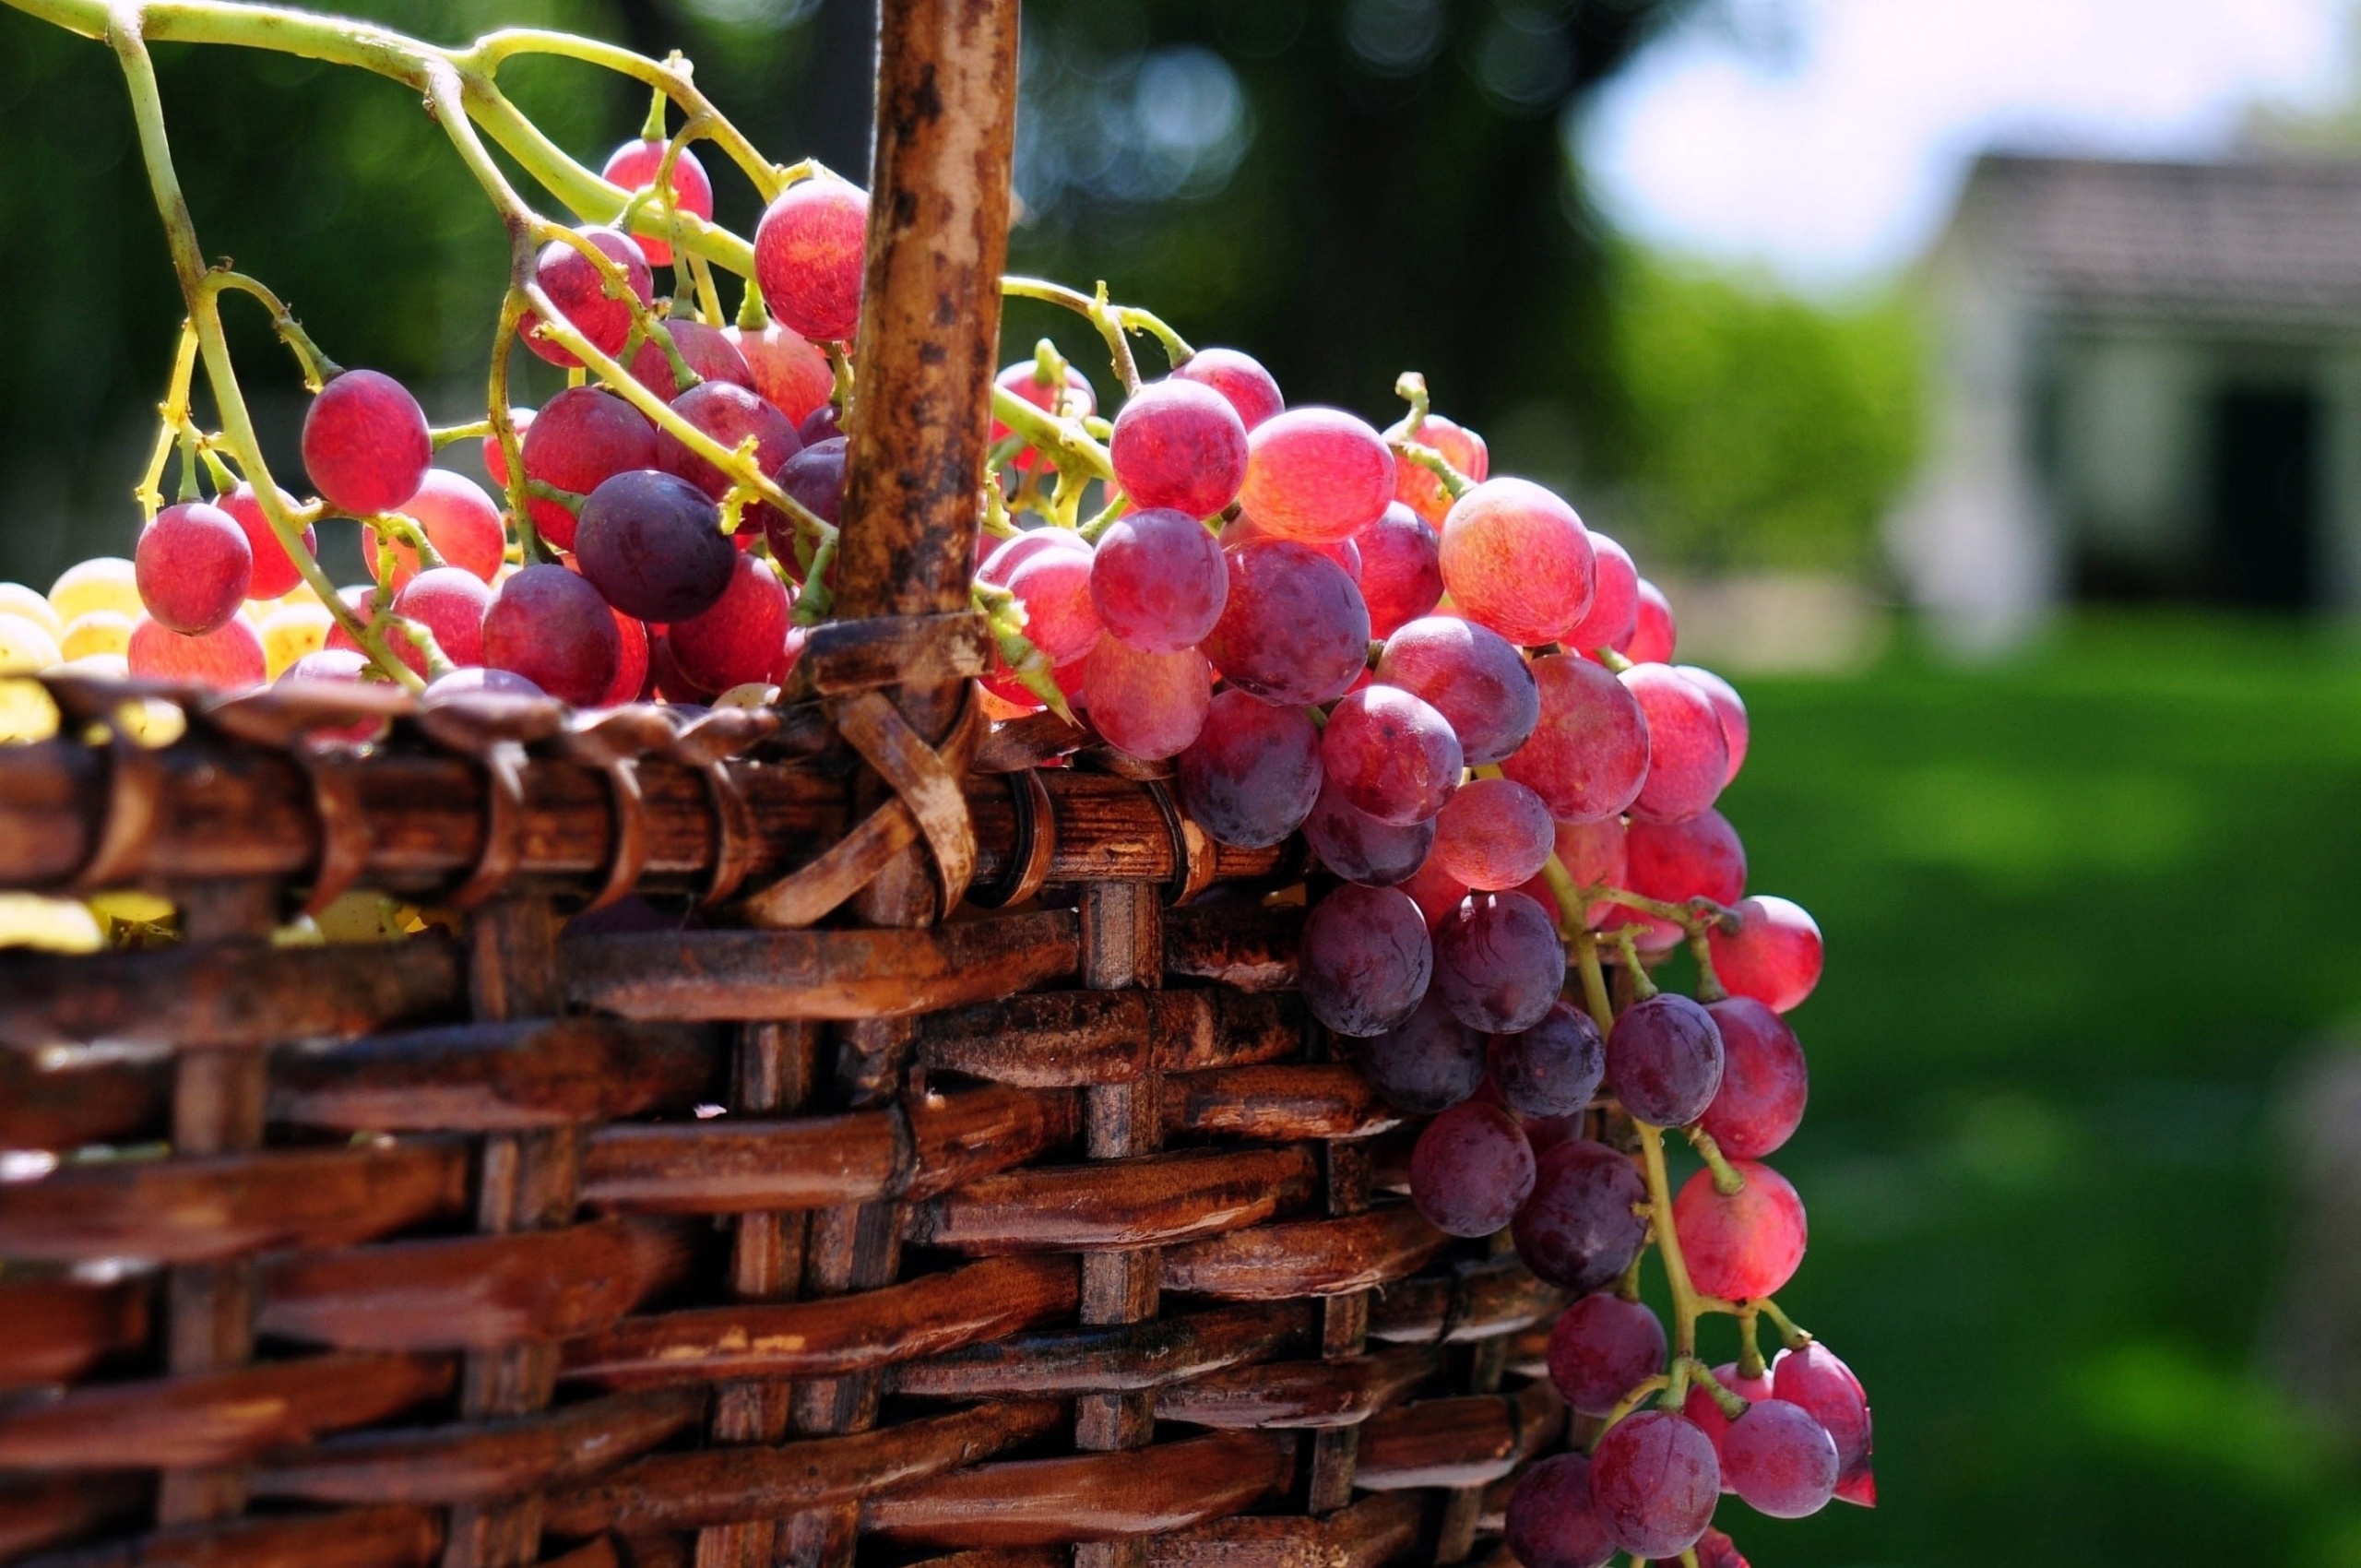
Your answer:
1891,153 -> 2361,649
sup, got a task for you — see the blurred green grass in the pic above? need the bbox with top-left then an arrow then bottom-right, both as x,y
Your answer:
1687,612 -> 2361,1566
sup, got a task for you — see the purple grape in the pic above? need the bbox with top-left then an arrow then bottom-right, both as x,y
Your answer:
1546,1292 -> 1667,1416
1489,999 -> 1605,1117
1200,540 -> 1370,707
1408,1100 -> 1536,1237
1321,684 -> 1462,827
1511,1137 -> 1648,1293
1432,890 -> 1565,1034
1353,992 -> 1482,1113
1606,992 -> 1725,1128
1589,1409 -> 1719,1559
1771,1342 -> 1874,1506
1723,1397 -> 1839,1518
1353,503 -> 1443,638
1298,883 -> 1432,1038
1177,690 -> 1323,849
481,564 -> 620,707
574,469 -> 735,622
1700,996 -> 1808,1158
1373,614 -> 1539,766
1504,1452 -> 1617,1568
1090,506 -> 1228,652
1301,778 -> 1435,885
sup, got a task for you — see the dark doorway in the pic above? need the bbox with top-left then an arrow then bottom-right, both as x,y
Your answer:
2207,386 -> 2319,610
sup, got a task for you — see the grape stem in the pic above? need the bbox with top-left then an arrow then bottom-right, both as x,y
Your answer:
1388,436 -> 1474,501
1393,371 -> 1430,438
1682,1356 -> 1750,1420
1757,1297 -> 1812,1350
133,319 -> 201,523
1684,1126 -> 1747,1195
1636,1122 -> 1706,1366
990,385 -> 1116,483
1002,275 -> 1193,376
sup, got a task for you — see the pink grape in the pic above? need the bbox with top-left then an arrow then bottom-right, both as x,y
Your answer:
1301,778 -> 1434,885
1297,882 -> 1432,1038
1353,503 -> 1443,637
1437,477 -> 1594,646
481,564 -> 619,706
385,471 -> 504,587
1006,542 -> 1103,664
654,381 -> 802,523
1501,654 -> 1649,825
1217,511 -> 1358,580
1694,1529 -> 1749,1568
1621,662 -> 1729,825
1606,992 -> 1725,1128
1432,889 -> 1564,1034
1176,690 -> 1322,849
216,482 -> 315,600
1562,532 -> 1638,656
1431,777 -> 1553,891
599,137 -> 716,267
386,566 -> 490,674
978,525 -> 1089,588
1373,614 -> 1538,765
1589,1410 -> 1719,1560
1723,1398 -> 1839,1518
321,585 -> 381,657
628,318 -> 755,397
303,369 -> 432,517
1393,412 -> 1489,527
753,177 -> 868,341
1680,1360 -> 1774,1479
1237,407 -> 1394,543
1614,806 -> 1745,950
599,610 -> 651,706
1489,999 -> 1606,1117
727,321 -> 833,422
1546,1292 -> 1667,1416
1620,578 -> 1676,662
1506,1453 -> 1617,1568
1082,636 -> 1209,760
1409,1100 -> 1535,1237
1519,815 -> 1630,932
426,666 -> 543,703
670,552 -> 790,695
1674,1158 -> 1807,1301
128,612 -> 266,689
575,469 -> 734,622
1512,1137 -> 1648,1293
1090,507 -> 1228,651
991,360 -> 1095,471
1700,997 -> 1808,1158
136,501 -> 251,635
1201,541 -> 1370,707
524,226 -> 654,368
1321,685 -> 1462,826
1172,347 -> 1283,430
1109,379 -> 1249,517
483,408 -> 531,490
1707,895 -> 1823,1014
1354,991 -> 1482,1112
521,388 -> 658,551
1678,664 -> 1750,786
1400,856 -> 1469,928
1772,1342 -> 1875,1505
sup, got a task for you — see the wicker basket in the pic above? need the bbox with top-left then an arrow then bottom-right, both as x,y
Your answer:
0,5 -> 1567,1566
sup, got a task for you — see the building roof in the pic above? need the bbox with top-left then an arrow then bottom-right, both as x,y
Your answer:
1951,153 -> 2361,326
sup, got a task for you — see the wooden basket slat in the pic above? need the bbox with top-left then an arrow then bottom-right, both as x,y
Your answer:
13,1503 -> 444,1568
1157,1206 -> 1448,1301
0,1477 -> 153,1565
905,1145 -> 1321,1254
1149,1345 -> 1440,1431
1142,1493 -> 1424,1568
884,1301 -> 1315,1399
1349,1384 -> 1563,1494
0,1278 -> 153,1392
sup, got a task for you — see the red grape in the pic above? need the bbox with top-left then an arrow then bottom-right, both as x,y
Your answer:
1723,1398 -> 1838,1518
1674,1158 -> 1806,1301
1512,1137 -> 1649,1293
1090,507 -> 1228,651
1680,1360 -> 1774,1478
1607,992 -> 1725,1128
1081,636 -> 1210,760
1614,807 -> 1745,950
978,525 -> 1089,588
1006,542 -> 1103,664
1110,379 -> 1249,517
599,609 -> 651,707
1238,407 -> 1394,543
1519,815 -> 1631,934
1352,503 -> 1442,637
321,585 -> 380,657
1217,511 -> 1358,580
599,137 -> 716,267
136,501 -> 251,635
575,469 -> 735,621
1437,477 -> 1593,646
1506,1453 -> 1617,1568
1695,1529 -> 1750,1568
1353,992 -> 1483,1112
1489,999 -> 1605,1117
1546,1291 -> 1667,1415
798,404 -> 842,445
654,381 -> 802,535
1298,882 -> 1432,1037
1678,664 -> 1749,786
1172,347 -> 1284,431
481,564 -> 620,705
1201,541 -> 1370,707
524,225 -> 653,368
520,388 -> 658,551
303,369 -> 432,517
277,647 -> 382,743
773,437 -> 848,535
1393,412 -> 1489,527
1621,662 -> 1729,825
1431,777 -> 1553,891
1620,578 -> 1676,662
1321,685 -> 1462,826
127,612 -> 265,688
386,565 -> 490,674
1400,855 -> 1468,929
1561,532 -> 1638,656
1500,654 -> 1648,825
484,408 -> 531,490
1589,1410 -> 1719,1560
628,318 -> 755,397
727,321 -> 833,422
753,177 -> 868,341
1700,997 -> 1807,1158
1177,689 -> 1322,849
669,552 -> 790,695
386,471 -> 504,587
1301,778 -> 1434,886
1432,889 -> 1564,1034
1771,1342 -> 1874,1505
1374,614 -> 1538,766
1410,1099 -> 1536,1237
991,360 -> 1095,470
1707,896 -> 1823,1014
216,482 -> 315,600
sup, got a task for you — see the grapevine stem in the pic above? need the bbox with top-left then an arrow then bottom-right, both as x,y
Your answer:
198,269 -> 338,387
990,385 -> 1115,482
485,289 -> 545,564
1571,925 -> 1615,1036
1685,1125 -> 1747,1195
1737,1306 -> 1766,1379
134,318 -> 202,521
1002,275 -> 1192,378
1758,1297 -> 1812,1350
1389,437 -> 1473,500
1636,1122 -> 1704,1362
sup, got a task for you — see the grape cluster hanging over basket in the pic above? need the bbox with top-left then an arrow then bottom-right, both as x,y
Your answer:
0,3 -> 1872,1567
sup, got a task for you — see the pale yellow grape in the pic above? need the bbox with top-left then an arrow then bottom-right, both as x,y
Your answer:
0,583 -> 60,638
60,610 -> 134,660
49,556 -> 141,623
713,682 -> 780,710
278,578 -> 324,609
59,653 -> 187,746
0,893 -> 103,952
313,890 -> 403,944
0,612 -> 63,742
88,888 -> 174,924
260,602 -> 333,677
0,612 -> 61,672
